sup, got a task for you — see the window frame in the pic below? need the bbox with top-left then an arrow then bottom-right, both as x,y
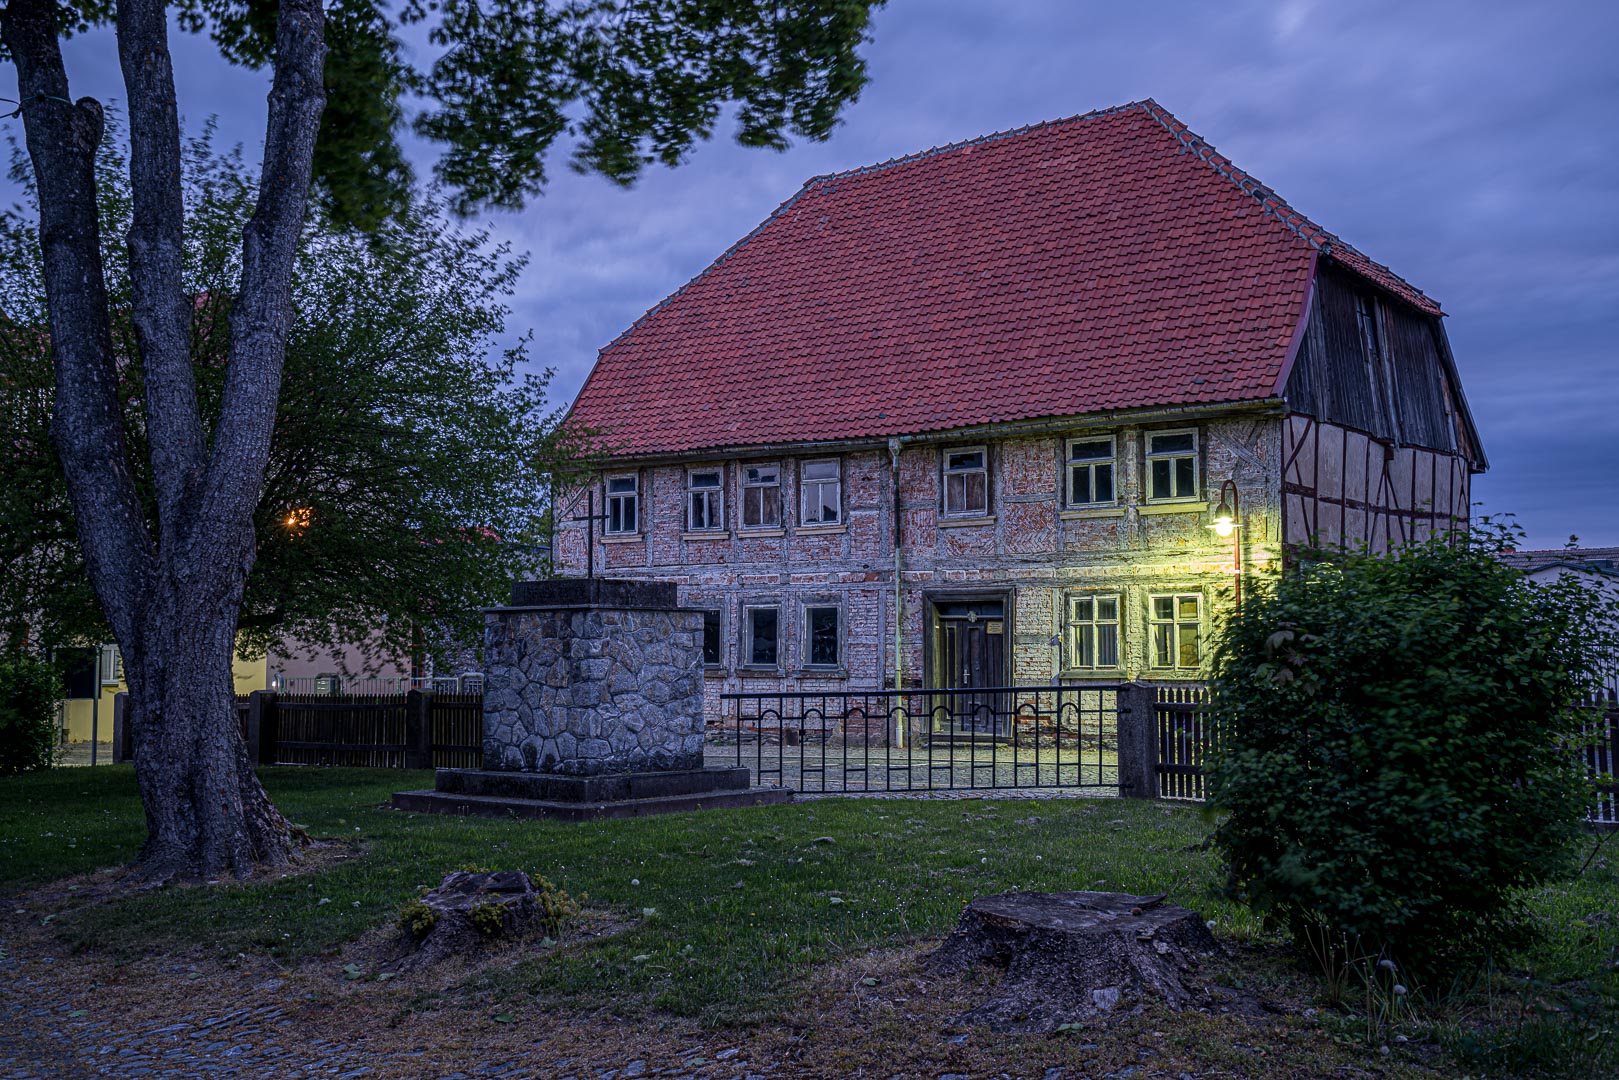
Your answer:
1064,435 -> 1118,508
1064,592 -> 1122,673
941,445 -> 991,518
798,458 -> 843,527
801,603 -> 843,670
1147,591 -> 1204,672
100,644 -> 123,686
740,462 -> 782,530
1144,428 -> 1200,504
685,465 -> 726,533
741,604 -> 782,670
699,608 -> 724,668
603,472 -> 640,536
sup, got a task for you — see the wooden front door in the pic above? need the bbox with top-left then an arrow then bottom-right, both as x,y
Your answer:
932,601 -> 1007,735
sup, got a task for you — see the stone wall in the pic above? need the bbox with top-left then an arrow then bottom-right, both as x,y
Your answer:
482,605 -> 704,774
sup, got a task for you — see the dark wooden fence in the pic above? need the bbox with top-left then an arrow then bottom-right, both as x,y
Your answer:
238,690 -> 481,769
1146,683 -> 1619,826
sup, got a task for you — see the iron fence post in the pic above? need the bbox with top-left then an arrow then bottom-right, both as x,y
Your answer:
1115,682 -> 1159,799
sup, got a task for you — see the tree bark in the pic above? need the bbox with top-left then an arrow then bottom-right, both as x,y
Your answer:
3,0 -> 328,881
929,890 -> 1220,1031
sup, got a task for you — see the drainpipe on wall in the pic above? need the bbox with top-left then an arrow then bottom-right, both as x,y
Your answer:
888,437 -> 906,750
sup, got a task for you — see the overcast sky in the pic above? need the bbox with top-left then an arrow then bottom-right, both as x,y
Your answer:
7,0 -> 1616,549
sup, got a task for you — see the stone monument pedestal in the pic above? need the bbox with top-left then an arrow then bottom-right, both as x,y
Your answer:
392,579 -> 791,820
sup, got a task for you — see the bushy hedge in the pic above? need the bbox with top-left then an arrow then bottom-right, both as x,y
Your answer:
0,654 -> 62,774
1206,529 -> 1614,980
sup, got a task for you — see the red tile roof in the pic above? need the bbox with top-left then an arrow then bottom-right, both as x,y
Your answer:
570,100 -> 1443,458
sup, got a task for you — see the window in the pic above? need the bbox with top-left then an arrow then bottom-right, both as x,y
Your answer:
799,459 -> 841,525
604,473 -> 638,535
686,467 -> 724,532
1066,595 -> 1120,670
1149,593 -> 1202,670
743,606 -> 779,667
804,605 -> 840,668
1066,436 -> 1116,506
741,464 -> 781,528
100,644 -> 123,686
943,446 -> 989,517
701,610 -> 722,666
1146,430 -> 1198,502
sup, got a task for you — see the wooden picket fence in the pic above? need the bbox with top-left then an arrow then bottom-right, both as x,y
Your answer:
237,690 -> 482,769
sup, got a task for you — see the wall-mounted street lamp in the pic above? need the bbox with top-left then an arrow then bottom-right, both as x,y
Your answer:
1208,480 -> 1242,608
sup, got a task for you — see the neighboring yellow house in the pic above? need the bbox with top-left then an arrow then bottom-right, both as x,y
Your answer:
58,644 -> 269,744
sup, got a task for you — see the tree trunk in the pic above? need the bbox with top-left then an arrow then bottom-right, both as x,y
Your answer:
127,574 -> 297,880
3,0 -> 327,881
928,890 -> 1220,1032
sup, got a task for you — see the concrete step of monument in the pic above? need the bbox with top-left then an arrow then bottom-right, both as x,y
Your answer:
390,785 -> 794,821
433,766 -> 751,804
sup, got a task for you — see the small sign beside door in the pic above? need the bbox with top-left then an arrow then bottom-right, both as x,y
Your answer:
985,620 -> 1004,635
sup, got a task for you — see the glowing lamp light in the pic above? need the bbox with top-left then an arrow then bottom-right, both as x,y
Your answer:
284,506 -> 313,531
1209,496 -> 1237,538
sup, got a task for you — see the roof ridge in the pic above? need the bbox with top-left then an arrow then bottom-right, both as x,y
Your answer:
799,100 -> 1152,186
1137,100 -> 1438,309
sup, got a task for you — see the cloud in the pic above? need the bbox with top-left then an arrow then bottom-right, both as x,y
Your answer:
4,0 -> 1615,547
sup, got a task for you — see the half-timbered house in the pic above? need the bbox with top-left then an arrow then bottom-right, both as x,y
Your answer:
557,100 -> 1485,715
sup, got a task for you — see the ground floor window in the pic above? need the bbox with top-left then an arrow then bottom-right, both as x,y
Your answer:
804,605 -> 841,668
1065,593 -> 1120,670
743,606 -> 779,668
701,610 -> 722,666
1149,592 -> 1202,670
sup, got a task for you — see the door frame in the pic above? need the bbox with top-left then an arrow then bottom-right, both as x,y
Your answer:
922,588 -> 1014,690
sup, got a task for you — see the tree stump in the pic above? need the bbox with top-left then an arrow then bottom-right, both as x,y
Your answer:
928,890 -> 1219,1031
397,870 -> 552,970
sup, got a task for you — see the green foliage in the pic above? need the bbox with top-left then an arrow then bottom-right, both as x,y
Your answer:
396,899 -> 439,939
147,0 -> 889,226
1206,524 -> 1618,982
469,899 -> 509,938
0,122 -> 595,663
530,872 -> 581,938
0,654 -> 61,775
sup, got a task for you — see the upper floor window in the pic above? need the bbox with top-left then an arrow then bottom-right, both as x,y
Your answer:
804,605 -> 841,668
604,473 -> 638,534
686,467 -> 724,532
1146,430 -> 1198,502
1066,594 -> 1120,670
741,464 -> 781,529
1066,436 -> 1116,506
800,459 -> 842,526
942,446 -> 989,517
743,605 -> 779,668
1149,593 -> 1202,671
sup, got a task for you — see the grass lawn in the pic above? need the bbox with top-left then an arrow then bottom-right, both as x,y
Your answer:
3,766 -> 1617,1077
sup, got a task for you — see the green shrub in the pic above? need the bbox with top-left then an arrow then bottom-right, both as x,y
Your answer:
530,873 -> 580,938
0,655 -> 61,775
397,899 -> 438,939
469,900 -> 508,938
1206,527 -> 1616,982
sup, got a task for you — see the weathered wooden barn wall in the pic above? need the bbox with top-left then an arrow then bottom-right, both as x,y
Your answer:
553,416 -> 1281,709
1281,415 -> 1471,553
1279,264 -> 1481,552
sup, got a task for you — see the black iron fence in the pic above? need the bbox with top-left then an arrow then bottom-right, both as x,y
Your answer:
716,686 -> 1128,794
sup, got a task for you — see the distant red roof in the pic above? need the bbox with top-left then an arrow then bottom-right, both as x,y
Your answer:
570,99 -> 1443,458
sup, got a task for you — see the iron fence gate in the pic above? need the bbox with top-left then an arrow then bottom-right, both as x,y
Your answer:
717,686 -> 1122,793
